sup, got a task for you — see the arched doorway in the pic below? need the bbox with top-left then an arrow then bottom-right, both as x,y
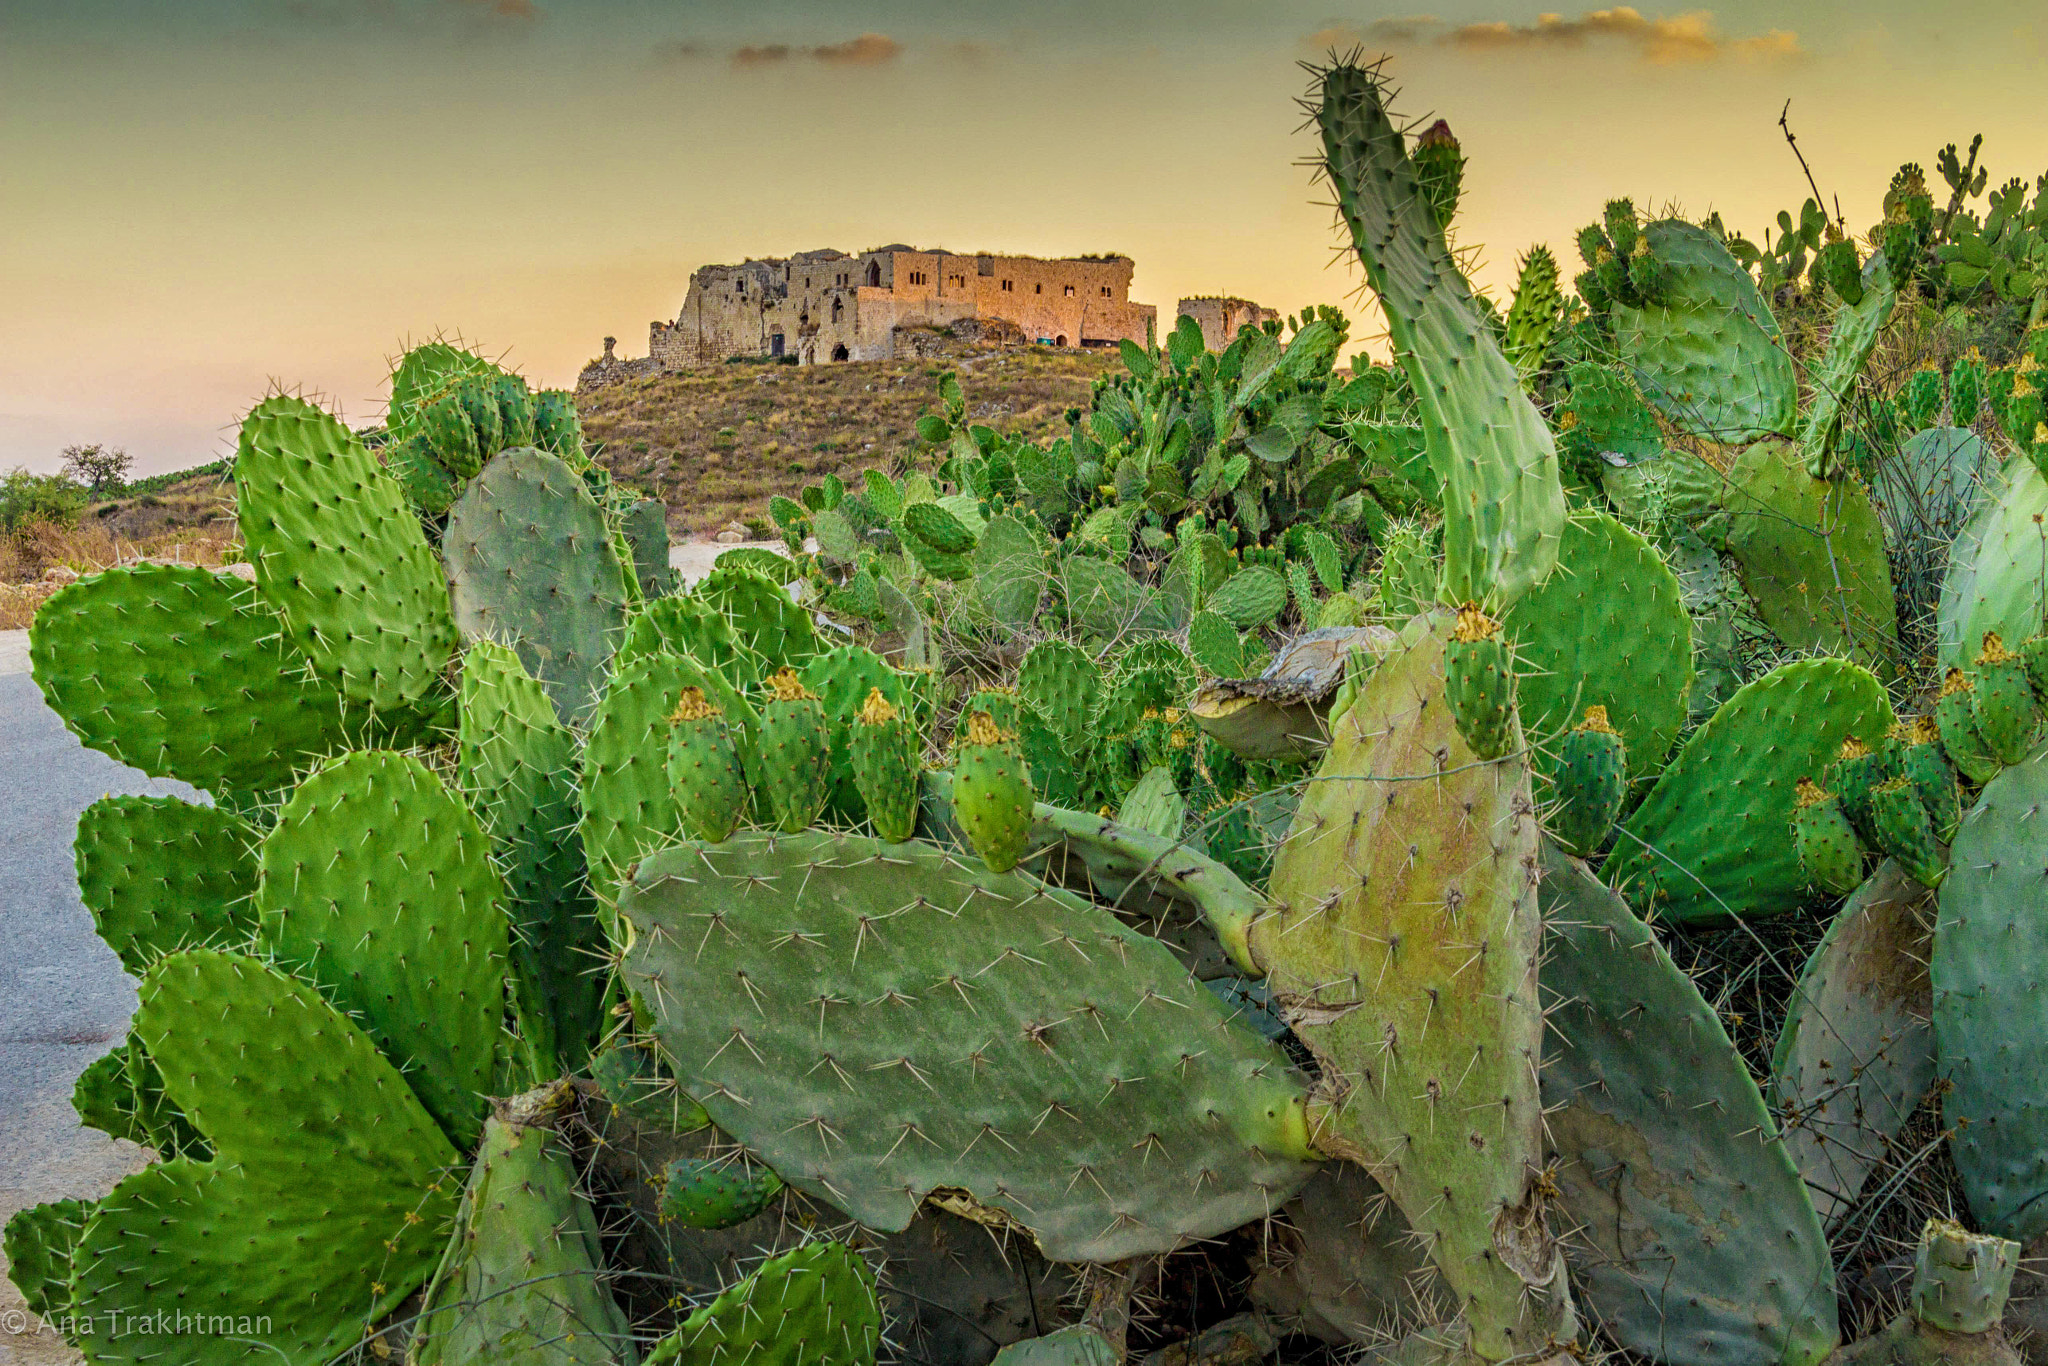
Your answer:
865,261 -> 881,287
1055,334 -> 1068,347
831,344 -> 849,362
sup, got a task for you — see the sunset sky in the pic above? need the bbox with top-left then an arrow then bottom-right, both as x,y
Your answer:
5,1 -> 2045,473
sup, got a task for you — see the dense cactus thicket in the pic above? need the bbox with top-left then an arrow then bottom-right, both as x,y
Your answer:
21,58 -> 2048,1366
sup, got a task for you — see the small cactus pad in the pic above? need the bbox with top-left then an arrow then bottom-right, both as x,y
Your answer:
800,643 -> 915,822
1257,618 -> 1567,1364
953,710 -> 1035,871
255,750 -> 507,1149
73,795 -> 257,974
698,563 -> 820,672
658,1156 -> 786,1230
1772,861 -> 1936,1226
412,1098 -> 633,1366
991,1327 -> 1119,1365
30,564 -> 353,795
850,688 -> 922,841
667,687 -> 748,843
67,950 -> 460,1365
1972,632 -> 2040,765
237,394 -> 458,711
1550,707 -> 1627,856
1936,667 -> 2004,785
458,642 -> 605,1071
1872,777 -> 1948,888
1936,746 -> 2048,1240
3,1197 -> 89,1320
1911,1219 -> 2021,1335
1502,511 -> 1691,779
1540,847 -> 1839,1366
1443,603 -> 1516,760
755,669 -> 832,832
645,1241 -> 881,1366
1793,779 -> 1866,896
619,831 -> 1317,1262
444,446 -> 629,727
621,496 -> 678,598
1900,715 -> 1962,841
1017,639 -> 1102,747
616,593 -> 757,691
1607,658 -> 1893,924
1318,63 -> 1564,608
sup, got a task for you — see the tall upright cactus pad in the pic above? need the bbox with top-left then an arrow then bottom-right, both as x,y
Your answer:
1317,63 -> 1564,609
1722,440 -> 1898,674
850,689 -> 922,841
1443,604 -> 1516,760
532,389 -> 584,459
66,951 -> 460,1366
800,644 -> 914,822
255,750 -> 507,1149
412,1097 -> 633,1366
1611,219 -> 1799,443
666,687 -> 748,843
646,1241 -> 882,1366
1503,245 -> 1563,388
1772,861 -> 1936,1226
1606,659 -> 1894,924
1798,254 -> 1897,479
444,447 -> 629,727
952,710 -> 1035,872
580,653 -> 697,902
617,593 -> 757,690
755,669 -> 832,832
1255,618 -> 1569,1365
1936,746 -> 2048,1240
619,832 -> 1318,1262
1540,849 -> 1839,1366
74,796 -> 257,974
1017,639 -> 1102,748
621,497 -> 678,598
699,563 -> 820,672
1501,509 -> 1691,779
237,394 -> 458,711
30,564 -> 354,795
1937,456 -> 2048,671
458,643 -> 605,1071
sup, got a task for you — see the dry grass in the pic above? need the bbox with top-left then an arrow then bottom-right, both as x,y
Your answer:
1,486 -> 241,628
578,346 -> 1117,535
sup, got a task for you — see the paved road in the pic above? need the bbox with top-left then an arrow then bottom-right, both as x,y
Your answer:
0,539 -> 785,1360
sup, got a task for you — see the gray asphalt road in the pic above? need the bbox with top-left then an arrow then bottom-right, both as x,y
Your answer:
1,669 -> 176,1360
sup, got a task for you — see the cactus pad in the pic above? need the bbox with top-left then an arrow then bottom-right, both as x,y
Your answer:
667,687 -> 748,843
67,950 -> 460,1365
659,1156 -> 786,1230
755,669 -> 832,832
73,796 -> 257,974
30,564 -> 353,795
1794,779 -> 1867,895
237,394 -> 457,711
1606,658 -> 1893,924
1971,632 -> 2039,765
619,831 -> 1317,1261
255,750 -> 506,1148
952,710 -> 1035,871
1550,707 -> 1627,856
1444,603 -> 1516,760
698,563 -> 819,671
850,689 -> 922,841
1540,847 -> 1839,1366
646,1241 -> 881,1366
1936,746 -> 2048,1240
4,1197 -> 89,1320
444,446 -> 629,726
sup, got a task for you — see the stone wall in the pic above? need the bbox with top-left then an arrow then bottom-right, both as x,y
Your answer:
1176,296 -> 1280,352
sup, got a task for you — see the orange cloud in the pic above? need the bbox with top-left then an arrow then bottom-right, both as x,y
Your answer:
457,0 -> 538,21
1311,9 -> 1801,65
729,33 -> 902,69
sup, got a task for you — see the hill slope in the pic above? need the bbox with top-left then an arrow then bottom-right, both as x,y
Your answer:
577,347 -> 1118,535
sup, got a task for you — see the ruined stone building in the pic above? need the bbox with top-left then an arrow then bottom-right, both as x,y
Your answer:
1177,297 -> 1281,352
648,246 -> 1166,368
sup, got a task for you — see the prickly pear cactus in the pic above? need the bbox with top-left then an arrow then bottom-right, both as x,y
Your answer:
1937,456 -> 2048,672
1773,860 -> 1936,1226
65,950 -> 461,1365
952,710 -> 1034,872
1937,667 -> 2004,785
3,1197 -> 88,1321
1017,639 -> 1101,748
412,1089 -> 633,1366
618,831 -> 1318,1261
667,687 -> 748,843
73,796 -> 256,973
1971,632 -> 2039,765
444,446 -> 629,726
1255,617 -> 1570,1365
1606,658 -> 1893,924
1872,776 -> 1948,888
237,394 -> 458,712
1443,603 -> 1516,760
646,1241 -> 881,1366
1317,62 -> 1564,609
255,749 -> 507,1148
1913,1219 -> 2020,1335
1899,716 -> 1961,841
849,688 -> 922,841
1936,746 -> 2048,1241
30,564 -> 354,795
799,643 -> 914,822
616,593 -> 756,690
1550,707 -> 1627,856
755,669 -> 832,832
1540,847 -> 1840,1366
990,1327 -> 1118,1366
1501,510 -> 1691,778
698,562 -> 819,672
1794,778 -> 1866,896
659,1155 -> 785,1230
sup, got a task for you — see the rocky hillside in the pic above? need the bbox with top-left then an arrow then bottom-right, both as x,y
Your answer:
577,346 -> 1118,536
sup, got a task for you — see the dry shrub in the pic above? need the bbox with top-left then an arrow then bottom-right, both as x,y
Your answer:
0,517 -> 242,629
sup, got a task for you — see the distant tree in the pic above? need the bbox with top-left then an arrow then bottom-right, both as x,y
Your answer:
61,444 -> 131,498
0,468 -> 87,530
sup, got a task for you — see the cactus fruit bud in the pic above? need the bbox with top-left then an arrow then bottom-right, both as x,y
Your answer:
1972,632 -> 2040,766
1409,118 -> 1463,233
1445,604 -> 1515,761
1936,668 -> 2003,785
667,688 -> 747,843
755,668 -> 831,833
1871,777 -> 1947,889
1552,706 -> 1627,856
953,710 -> 1034,872
850,688 -> 922,843
658,1156 -> 785,1231
1793,778 -> 1865,895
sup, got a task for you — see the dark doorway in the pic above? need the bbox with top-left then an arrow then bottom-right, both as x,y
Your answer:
1055,334 -> 1067,347
770,332 -> 785,357
831,344 -> 849,362
865,261 -> 881,287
